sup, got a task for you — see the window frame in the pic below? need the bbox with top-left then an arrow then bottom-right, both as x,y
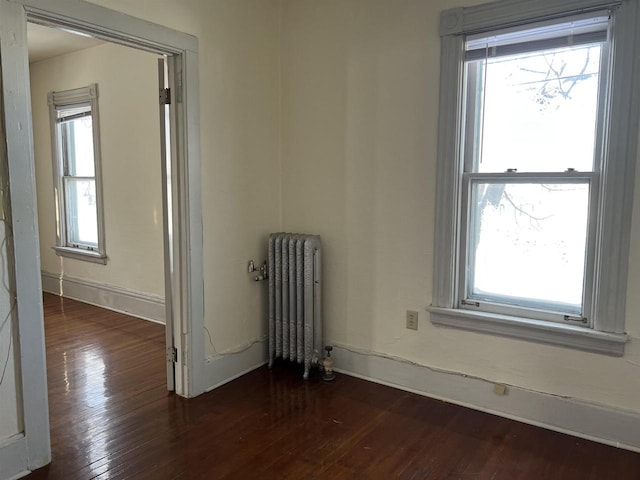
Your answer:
459,25 -> 608,324
48,84 -> 107,264
428,0 -> 640,356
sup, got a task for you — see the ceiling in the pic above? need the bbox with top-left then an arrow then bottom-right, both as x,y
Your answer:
27,22 -> 105,64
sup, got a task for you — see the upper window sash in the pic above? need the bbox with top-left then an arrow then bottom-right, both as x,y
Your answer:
462,30 -> 610,175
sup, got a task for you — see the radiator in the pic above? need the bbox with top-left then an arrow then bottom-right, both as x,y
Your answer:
268,233 -> 322,380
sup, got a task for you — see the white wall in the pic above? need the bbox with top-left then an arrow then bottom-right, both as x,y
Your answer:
0,222 -> 22,442
280,0 -> 640,416
86,0 -> 282,354
81,0 -> 640,418
30,42 -> 165,298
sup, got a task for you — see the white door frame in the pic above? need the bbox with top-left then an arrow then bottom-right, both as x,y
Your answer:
0,0 -> 204,476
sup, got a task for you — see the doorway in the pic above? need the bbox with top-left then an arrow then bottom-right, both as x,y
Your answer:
16,4 -> 205,398
27,22 -> 175,386
0,0 -> 204,473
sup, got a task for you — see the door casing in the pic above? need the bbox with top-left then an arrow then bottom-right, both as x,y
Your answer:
0,0 -> 204,475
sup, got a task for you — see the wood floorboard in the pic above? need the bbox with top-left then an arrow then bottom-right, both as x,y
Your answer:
25,293 -> 640,479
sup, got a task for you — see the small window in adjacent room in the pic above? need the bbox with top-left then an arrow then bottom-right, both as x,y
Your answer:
429,0 -> 640,356
48,84 -> 106,264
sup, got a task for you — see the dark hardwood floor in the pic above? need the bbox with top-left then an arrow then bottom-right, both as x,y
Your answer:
27,293 -> 640,479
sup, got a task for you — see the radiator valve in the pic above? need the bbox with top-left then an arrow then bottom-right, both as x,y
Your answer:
322,345 -> 335,382
248,260 -> 268,281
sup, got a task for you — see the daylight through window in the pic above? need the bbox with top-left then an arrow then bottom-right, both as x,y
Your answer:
48,84 -> 106,263
429,0 -> 640,355
460,13 -> 609,323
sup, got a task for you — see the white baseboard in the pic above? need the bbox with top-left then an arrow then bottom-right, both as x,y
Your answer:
41,272 -> 165,324
203,340 -> 268,392
0,434 -> 29,480
331,344 -> 640,453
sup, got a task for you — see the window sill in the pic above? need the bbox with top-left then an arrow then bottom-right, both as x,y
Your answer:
427,306 -> 627,356
53,246 -> 107,265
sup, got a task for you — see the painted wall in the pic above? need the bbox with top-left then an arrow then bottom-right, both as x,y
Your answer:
30,42 -> 165,298
280,0 -> 640,415
0,222 -> 22,441
86,0 -> 282,353
79,0 -> 640,418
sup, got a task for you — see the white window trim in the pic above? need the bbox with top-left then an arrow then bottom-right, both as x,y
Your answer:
429,0 -> 640,356
48,83 -> 107,264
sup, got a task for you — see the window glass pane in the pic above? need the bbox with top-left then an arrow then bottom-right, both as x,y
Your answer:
60,113 -> 95,177
64,178 -> 98,248
468,182 -> 589,314
470,43 -> 602,173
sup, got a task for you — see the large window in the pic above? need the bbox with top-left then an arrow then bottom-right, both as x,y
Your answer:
48,84 -> 106,263
429,0 -> 640,355
462,13 -> 607,323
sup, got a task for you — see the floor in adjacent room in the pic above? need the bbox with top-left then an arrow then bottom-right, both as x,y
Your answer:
26,293 -> 640,479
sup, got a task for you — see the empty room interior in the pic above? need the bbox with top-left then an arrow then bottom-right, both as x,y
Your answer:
1,0 -> 640,478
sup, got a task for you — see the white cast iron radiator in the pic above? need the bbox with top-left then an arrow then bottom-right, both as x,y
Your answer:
268,233 -> 322,380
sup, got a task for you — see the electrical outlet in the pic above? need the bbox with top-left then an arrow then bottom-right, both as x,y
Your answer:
406,310 -> 418,330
